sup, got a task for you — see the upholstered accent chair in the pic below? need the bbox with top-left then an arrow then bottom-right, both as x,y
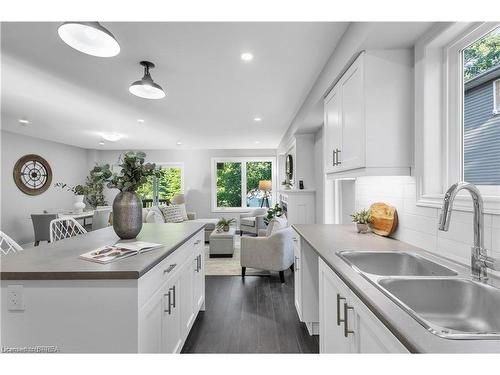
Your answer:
239,208 -> 267,236
240,226 -> 294,283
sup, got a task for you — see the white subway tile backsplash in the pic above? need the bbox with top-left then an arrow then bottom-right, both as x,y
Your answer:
354,176 -> 500,269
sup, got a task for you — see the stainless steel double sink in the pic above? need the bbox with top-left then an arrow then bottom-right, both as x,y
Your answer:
337,251 -> 500,339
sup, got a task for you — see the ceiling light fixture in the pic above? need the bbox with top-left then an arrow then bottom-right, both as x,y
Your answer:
137,119 -> 145,123
176,141 -> 182,146
18,119 -> 30,125
253,117 -> 262,122
129,61 -> 166,100
101,133 -> 122,142
255,141 -> 260,144
241,52 -> 254,62
57,22 -> 120,57
98,140 -> 105,146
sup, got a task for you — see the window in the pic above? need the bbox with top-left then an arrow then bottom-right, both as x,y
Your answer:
211,157 -> 276,211
137,163 -> 184,205
462,27 -> 500,186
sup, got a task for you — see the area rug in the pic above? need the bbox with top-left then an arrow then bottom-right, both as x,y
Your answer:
204,235 -> 270,276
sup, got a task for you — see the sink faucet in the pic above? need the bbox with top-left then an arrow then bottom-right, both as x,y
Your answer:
438,182 -> 499,281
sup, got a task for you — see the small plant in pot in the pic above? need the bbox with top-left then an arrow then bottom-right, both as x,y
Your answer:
54,182 -> 87,213
107,151 -> 161,239
351,209 -> 372,234
264,204 -> 284,225
216,217 -> 236,232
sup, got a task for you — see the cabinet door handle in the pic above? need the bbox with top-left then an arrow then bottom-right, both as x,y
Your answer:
170,286 -> 176,309
194,240 -> 201,245
164,263 -> 177,274
164,291 -> 172,314
294,256 -> 299,271
332,149 -> 337,166
195,254 -> 201,272
198,254 -> 202,271
343,302 -> 354,337
337,293 -> 346,326
337,149 -> 341,165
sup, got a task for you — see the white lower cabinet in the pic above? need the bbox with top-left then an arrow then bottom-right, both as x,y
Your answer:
318,258 -> 408,353
138,230 -> 205,353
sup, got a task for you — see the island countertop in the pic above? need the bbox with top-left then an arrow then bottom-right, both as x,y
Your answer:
292,224 -> 500,353
1,222 -> 205,280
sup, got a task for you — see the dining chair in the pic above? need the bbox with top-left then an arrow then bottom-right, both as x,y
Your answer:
31,213 -> 58,246
92,208 -> 111,231
0,231 -> 23,255
49,217 -> 87,243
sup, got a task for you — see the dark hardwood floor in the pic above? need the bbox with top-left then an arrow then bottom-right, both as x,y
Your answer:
181,271 -> 319,353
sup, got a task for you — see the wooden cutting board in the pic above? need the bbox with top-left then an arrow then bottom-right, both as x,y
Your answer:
369,202 -> 398,236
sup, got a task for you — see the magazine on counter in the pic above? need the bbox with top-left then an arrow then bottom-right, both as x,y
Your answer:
79,241 -> 163,264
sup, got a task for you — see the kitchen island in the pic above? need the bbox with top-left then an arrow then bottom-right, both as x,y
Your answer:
1,223 -> 206,353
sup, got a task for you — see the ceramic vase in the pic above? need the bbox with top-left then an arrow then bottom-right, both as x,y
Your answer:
74,195 -> 86,214
113,191 -> 143,239
356,223 -> 369,234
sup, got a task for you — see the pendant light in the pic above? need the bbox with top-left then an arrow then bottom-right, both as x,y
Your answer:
58,22 -> 120,57
129,61 -> 166,100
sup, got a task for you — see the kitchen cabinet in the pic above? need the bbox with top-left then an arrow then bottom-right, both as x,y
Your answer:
193,237 -> 205,312
293,228 -> 319,335
318,258 -> 408,353
323,50 -> 413,177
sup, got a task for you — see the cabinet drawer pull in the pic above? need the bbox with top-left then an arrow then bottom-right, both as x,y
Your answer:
170,285 -> 176,308
332,149 -> 337,166
194,240 -> 201,245
343,302 -> 354,337
337,293 -> 346,326
337,149 -> 341,165
164,264 -> 177,274
294,256 -> 299,271
198,254 -> 202,271
164,292 -> 172,314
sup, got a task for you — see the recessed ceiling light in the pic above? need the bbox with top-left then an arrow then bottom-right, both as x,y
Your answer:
137,119 -> 145,123
18,119 -> 30,125
176,141 -> 182,146
253,117 -> 262,122
101,133 -> 122,142
129,61 -> 166,100
98,140 -> 105,146
57,22 -> 120,57
241,52 -> 254,62
255,141 -> 260,144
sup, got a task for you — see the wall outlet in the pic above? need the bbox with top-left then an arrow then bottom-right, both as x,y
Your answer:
7,285 -> 25,311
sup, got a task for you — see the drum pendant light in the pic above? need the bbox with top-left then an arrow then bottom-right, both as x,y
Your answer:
58,22 -> 120,57
129,61 -> 166,100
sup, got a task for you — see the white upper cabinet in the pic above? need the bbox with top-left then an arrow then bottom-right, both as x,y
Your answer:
323,50 -> 413,177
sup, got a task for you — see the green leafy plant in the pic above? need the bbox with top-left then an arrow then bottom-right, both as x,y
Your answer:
264,204 -> 284,225
84,164 -> 113,208
216,217 -> 236,232
351,209 -> 371,224
54,182 -> 86,196
107,151 -> 162,192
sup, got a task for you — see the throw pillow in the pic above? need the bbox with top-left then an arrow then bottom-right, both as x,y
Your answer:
177,203 -> 189,221
142,208 -> 150,223
146,208 -> 165,224
161,204 -> 184,223
266,215 -> 288,236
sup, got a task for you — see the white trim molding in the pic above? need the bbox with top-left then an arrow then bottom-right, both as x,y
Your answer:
414,22 -> 500,215
210,156 -> 277,213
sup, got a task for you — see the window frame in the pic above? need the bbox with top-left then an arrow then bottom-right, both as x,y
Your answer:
210,157 -> 277,213
415,22 -> 500,215
146,162 -> 185,204
494,79 -> 500,115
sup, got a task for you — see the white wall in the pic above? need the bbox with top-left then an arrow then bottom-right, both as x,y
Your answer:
1,131 -> 88,245
313,128 -> 324,223
355,176 -> 500,270
91,148 -> 277,221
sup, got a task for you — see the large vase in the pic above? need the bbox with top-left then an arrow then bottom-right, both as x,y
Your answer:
113,191 -> 143,239
74,195 -> 86,214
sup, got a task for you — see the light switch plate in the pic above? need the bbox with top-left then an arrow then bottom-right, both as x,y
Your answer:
7,285 -> 25,311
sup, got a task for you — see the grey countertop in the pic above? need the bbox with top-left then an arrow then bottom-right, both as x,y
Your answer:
1,223 -> 205,280
293,224 -> 500,353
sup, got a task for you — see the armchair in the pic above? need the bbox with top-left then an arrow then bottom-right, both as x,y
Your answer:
240,227 -> 294,283
239,208 -> 267,236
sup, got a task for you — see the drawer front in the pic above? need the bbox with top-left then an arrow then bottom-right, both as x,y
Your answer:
138,229 -> 203,307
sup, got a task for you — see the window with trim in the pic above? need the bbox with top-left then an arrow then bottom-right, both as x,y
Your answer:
462,26 -> 500,186
211,157 -> 275,211
137,163 -> 184,205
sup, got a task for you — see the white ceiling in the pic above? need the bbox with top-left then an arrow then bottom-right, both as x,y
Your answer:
1,22 -> 349,150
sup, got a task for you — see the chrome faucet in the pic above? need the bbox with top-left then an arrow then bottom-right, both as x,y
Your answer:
438,182 -> 499,281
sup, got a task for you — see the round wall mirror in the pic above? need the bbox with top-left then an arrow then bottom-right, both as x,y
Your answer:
285,154 -> 293,181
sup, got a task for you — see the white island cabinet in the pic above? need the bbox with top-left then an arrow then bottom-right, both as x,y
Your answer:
1,223 -> 205,353
318,258 -> 408,353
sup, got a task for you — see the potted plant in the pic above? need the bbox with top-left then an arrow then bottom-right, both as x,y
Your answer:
264,204 -> 284,225
107,151 -> 161,239
83,164 -> 113,209
216,217 -> 236,232
281,179 -> 292,190
351,209 -> 372,233
54,182 -> 87,213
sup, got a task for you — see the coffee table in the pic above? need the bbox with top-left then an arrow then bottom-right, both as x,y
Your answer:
209,227 -> 236,257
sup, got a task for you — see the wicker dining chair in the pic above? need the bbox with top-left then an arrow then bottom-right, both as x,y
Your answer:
49,217 -> 87,243
0,231 -> 23,255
